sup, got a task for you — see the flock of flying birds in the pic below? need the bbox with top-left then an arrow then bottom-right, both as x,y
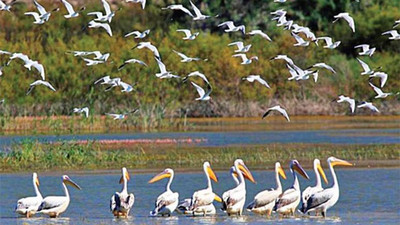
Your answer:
15,157 -> 353,219
0,0 -> 398,120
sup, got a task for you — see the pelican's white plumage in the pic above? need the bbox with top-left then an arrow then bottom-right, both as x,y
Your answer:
242,75 -> 271,89
247,30 -> 272,41
336,95 -> 356,114
38,175 -> 81,218
333,12 -> 355,32
110,167 -> 135,217
149,168 -> 179,216
221,166 -> 240,212
15,173 -> 43,218
246,162 -> 286,216
262,105 -> 290,122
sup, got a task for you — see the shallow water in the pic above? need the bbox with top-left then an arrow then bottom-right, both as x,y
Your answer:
1,168 -> 399,224
1,129 -> 399,150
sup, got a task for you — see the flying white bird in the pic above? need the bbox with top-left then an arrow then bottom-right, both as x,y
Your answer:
274,0 -> 287,3
354,44 -> 376,57
106,109 -> 138,120
118,58 -> 147,70
25,0 -> 59,24
191,82 -> 212,101
183,71 -> 210,84
87,0 -> 116,23
155,57 -> 175,78
117,80 -> 134,92
381,30 -> 400,40
369,72 -> 387,88
262,105 -> 290,122
307,63 -> 336,74
357,102 -> 379,113
88,20 -> 112,36
242,75 -> 271,89
270,55 -> 294,66
369,82 -> 394,99
247,30 -> 272,41
126,0 -> 146,10
60,0 -> 85,18
161,4 -> 194,17
333,12 -> 355,32
28,61 -> 46,80
176,29 -> 199,40
228,41 -> 252,53
132,42 -> 161,59
189,0 -> 214,20
73,107 -> 89,118
291,32 -> 309,46
89,51 -> 110,61
94,75 -> 117,85
232,54 -> 258,65
218,21 -> 245,34
356,58 -> 376,75
393,20 -> 400,28
173,50 -> 203,62
82,58 -> 106,66
0,0 -> 16,11
316,37 -> 341,49
125,29 -> 150,39
26,80 -> 56,95
336,95 -> 356,114
292,25 -> 317,41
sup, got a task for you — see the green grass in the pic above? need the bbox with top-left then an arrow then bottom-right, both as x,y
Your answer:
1,140 -> 399,172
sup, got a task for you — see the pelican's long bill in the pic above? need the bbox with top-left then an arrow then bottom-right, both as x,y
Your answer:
35,177 -> 40,186
278,165 -> 287,180
293,161 -> 310,179
207,165 -> 218,182
119,170 -> 130,184
148,170 -> 171,183
238,163 -> 256,183
317,162 -> 328,184
331,158 -> 353,167
63,178 -> 81,190
214,194 -> 222,202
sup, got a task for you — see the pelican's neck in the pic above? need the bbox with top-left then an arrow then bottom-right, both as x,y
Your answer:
62,182 -> 69,198
314,164 -> 322,188
204,166 -> 212,190
121,177 -> 128,194
235,163 -> 246,189
275,168 -> 282,192
33,179 -> 42,198
329,162 -> 338,189
231,173 -> 239,186
291,168 -> 299,190
165,172 -> 174,192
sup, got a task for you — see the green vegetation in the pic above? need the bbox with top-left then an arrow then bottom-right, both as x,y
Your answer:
0,0 -> 399,118
1,140 -> 399,172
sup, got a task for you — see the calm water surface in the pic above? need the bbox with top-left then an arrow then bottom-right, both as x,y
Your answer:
1,168 -> 399,224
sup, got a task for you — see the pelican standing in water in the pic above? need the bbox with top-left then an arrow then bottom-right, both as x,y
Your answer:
38,175 -> 81,218
110,167 -> 135,217
221,166 -> 240,210
149,168 -> 179,216
181,162 -> 221,216
300,157 -> 352,217
15,173 -> 43,218
246,162 -> 287,216
274,160 -> 310,216
301,159 -> 328,215
222,159 -> 256,216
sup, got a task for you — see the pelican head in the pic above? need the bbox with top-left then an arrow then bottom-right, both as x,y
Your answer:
314,159 -> 328,184
148,168 -> 173,183
62,175 -> 81,190
328,157 -> 353,167
234,159 -> 256,183
32,172 -> 40,187
119,167 -> 130,184
275,162 -> 287,179
290,160 -> 310,179
203,161 -> 218,182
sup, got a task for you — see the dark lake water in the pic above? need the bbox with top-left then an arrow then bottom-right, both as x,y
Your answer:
1,168 -> 399,224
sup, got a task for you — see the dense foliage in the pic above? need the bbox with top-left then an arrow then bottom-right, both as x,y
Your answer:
0,0 -> 399,118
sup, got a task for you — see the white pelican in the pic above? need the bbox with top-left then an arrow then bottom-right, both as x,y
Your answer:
15,173 -> 43,218
118,58 -> 147,70
161,4 -> 194,18
176,29 -> 199,40
291,32 -> 309,47
189,0 -> 214,21
173,50 -> 202,62
301,159 -> 328,215
149,168 -> 179,216
132,42 -> 161,59
218,21 -> 245,34
300,157 -> 352,217
88,20 -> 112,36
26,80 -> 56,95
354,44 -> 376,57
125,29 -> 150,39
262,105 -> 290,122
333,12 -> 355,32
369,82 -> 394,99
382,30 -> 400,40
228,41 -> 252,53
38,175 -> 81,218
191,82 -> 212,101
232,54 -> 258,65
188,162 -> 222,216
222,159 -> 256,216
126,0 -> 146,10
60,0 -> 85,18
110,167 -> 135,217
369,72 -> 387,88
274,160 -> 310,216
247,30 -> 272,41
316,37 -> 341,49
246,162 -> 286,216
73,107 -> 89,118
307,63 -> 336,74
356,58 -> 375,75
0,0 -> 15,11
242,75 -> 271,89
336,95 -> 356,114
357,101 -> 379,113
